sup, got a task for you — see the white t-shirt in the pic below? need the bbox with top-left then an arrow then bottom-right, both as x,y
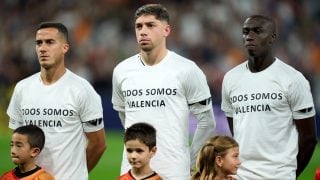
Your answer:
7,69 -> 104,180
112,51 -> 211,179
221,58 -> 315,179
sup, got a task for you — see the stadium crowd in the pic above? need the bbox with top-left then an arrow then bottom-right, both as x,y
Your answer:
0,0 -> 319,134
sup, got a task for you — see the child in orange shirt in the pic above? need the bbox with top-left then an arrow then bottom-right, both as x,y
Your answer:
1,125 -> 54,180
118,122 -> 161,180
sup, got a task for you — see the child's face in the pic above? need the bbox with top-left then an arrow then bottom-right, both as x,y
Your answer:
220,147 -> 241,175
10,133 -> 38,165
125,139 -> 156,169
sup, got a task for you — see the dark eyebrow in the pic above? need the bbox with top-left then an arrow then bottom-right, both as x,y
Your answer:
136,21 -> 156,25
35,39 -> 55,43
243,25 -> 263,29
242,26 -> 264,34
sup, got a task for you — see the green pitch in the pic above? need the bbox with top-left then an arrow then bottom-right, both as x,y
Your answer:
0,130 -> 123,179
0,130 -> 319,179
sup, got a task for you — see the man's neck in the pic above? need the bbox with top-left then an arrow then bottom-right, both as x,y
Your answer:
248,55 -> 275,72
140,48 -> 168,66
40,66 -> 66,85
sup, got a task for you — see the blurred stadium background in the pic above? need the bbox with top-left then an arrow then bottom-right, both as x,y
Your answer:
0,0 -> 319,179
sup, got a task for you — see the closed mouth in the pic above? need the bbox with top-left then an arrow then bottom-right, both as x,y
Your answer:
140,39 -> 150,43
245,44 -> 256,47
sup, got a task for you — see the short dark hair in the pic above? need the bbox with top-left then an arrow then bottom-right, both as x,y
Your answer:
124,122 -> 156,149
13,125 -> 45,151
247,14 -> 276,34
135,4 -> 170,24
37,22 -> 69,42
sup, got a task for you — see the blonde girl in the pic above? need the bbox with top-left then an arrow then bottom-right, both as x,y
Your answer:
192,135 -> 240,180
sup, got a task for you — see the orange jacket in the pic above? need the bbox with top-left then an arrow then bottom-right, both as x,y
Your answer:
1,168 -> 54,180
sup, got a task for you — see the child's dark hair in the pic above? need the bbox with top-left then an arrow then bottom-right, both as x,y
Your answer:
124,122 -> 156,149
135,4 -> 170,24
37,22 -> 69,42
14,125 -> 45,151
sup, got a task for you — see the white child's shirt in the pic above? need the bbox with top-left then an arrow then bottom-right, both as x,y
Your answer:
7,69 -> 104,180
112,51 -> 212,179
221,58 -> 315,179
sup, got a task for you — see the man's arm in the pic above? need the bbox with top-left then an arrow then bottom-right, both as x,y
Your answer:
295,116 -> 317,177
118,111 -> 126,128
227,117 -> 234,136
85,128 -> 107,172
190,104 -> 216,168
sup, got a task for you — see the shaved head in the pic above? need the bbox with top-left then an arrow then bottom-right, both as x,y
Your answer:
245,15 -> 276,34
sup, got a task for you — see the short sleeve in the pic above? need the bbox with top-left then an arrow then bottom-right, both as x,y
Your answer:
78,83 -> 103,123
184,64 -> 211,105
221,75 -> 233,118
7,83 -> 24,129
111,67 -> 125,112
288,74 -> 315,119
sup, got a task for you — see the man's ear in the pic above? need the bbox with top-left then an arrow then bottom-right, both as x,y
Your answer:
63,43 -> 69,54
269,33 -> 276,44
163,24 -> 171,37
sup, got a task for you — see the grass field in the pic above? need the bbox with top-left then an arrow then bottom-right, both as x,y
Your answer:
0,130 -> 319,179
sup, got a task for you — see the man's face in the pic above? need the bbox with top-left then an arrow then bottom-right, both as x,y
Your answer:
35,27 -> 69,69
242,18 -> 275,57
135,15 -> 170,52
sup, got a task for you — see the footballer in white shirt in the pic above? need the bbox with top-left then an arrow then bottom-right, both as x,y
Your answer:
7,22 -> 106,180
112,4 -> 216,179
221,15 -> 317,179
